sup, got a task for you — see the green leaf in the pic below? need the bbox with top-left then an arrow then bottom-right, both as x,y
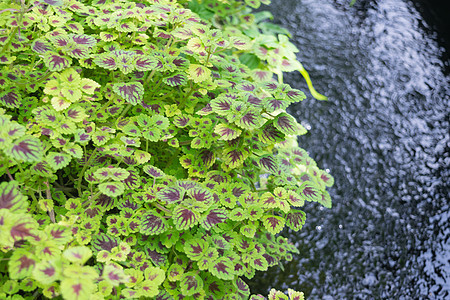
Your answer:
273,113 -> 300,136
32,259 -> 61,285
47,152 -> 71,170
102,264 -> 129,286
112,82 -> 144,105
60,277 -> 96,300
209,257 -> 234,280
144,266 -> 165,286
8,249 -> 36,279
99,182 -> 125,197
180,272 -> 203,296
188,64 -> 211,83
63,246 -> 92,264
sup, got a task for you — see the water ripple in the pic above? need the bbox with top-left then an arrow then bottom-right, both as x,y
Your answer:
248,0 -> 450,298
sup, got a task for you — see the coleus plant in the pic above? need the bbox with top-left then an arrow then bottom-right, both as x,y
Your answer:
0,0 -> 333,299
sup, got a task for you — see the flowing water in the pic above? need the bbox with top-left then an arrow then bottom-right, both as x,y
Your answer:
248,0 -> 450,298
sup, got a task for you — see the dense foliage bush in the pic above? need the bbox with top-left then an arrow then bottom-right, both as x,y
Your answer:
0,0 -> 333,299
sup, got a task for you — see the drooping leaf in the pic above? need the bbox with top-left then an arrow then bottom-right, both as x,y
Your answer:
112,82 -> 144,105
0,181 -> 28,213
140,211 -> 168,235
273,113 -> 300,136
318,190 -> 332,209
214,123 -> 242,141
6,136 -> 43,162
285,209 -> 306,231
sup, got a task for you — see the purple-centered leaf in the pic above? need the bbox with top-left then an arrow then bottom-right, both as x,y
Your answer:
31,161 -> 54,177
44,53 -> 71,71
0,90 -> 21,108
298,182 -> 321,202
157,186 -> 184,203
91,233 -> 119,252
214,123 -> 242,141
0,181 -> 28,213
318,190 -> 332,209
72,34 -> 96,47
234,278 -> 250,298
99,182 -> 125,197
258,155 -> 278,173
124,170 -> 140,190
143,164 -> 165,178
6,136 -> 43,162
47,152 -> 71,170
140,211 -> 168,235
201,208 -> 227,230
259,123 -> 285,144
173,206 -> 199,230
94,54 -> 117,70
112,82 -> 144,105
286,89 -> 306,102
210,97 -> 232,116
223,147 -> 250,169
31,39 -> 54,54
286,209 -> 306,231
237,110 -> 261,130
287,190 -> 304,207
209,257 -> 234,280
163,73 -> 187,87
262,215 -> 285,235
180,272 -> 204,296
184,238 -> 208,261
134,55 -> 157,71
274,113 -> 299,136
8,249 -> 36,280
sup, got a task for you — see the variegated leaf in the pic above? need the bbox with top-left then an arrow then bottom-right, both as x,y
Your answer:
99,182 -> 125,197
214,123 -> 242,141
140,211 -> 168,235
112,82 -> 144,105
6,136 -> 43,162
262,215 -> 285,235
173,206 -> 199,230
285,209 -> 306,231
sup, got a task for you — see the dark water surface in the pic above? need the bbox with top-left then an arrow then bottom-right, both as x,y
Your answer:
249,0 -> 449,298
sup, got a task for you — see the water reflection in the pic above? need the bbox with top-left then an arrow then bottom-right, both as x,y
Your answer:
248,0 -> 450,298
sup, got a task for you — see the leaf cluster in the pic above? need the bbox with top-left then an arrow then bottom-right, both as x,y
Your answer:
0,0 -> 333,299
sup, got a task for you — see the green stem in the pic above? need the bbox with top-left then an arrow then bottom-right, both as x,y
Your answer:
153,202 -> 172,215
5,169 -> 14,181
119,104 -> 133,118
77,148 -> 98,194
1,27 -> 18,54
144,69 -> 157,86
